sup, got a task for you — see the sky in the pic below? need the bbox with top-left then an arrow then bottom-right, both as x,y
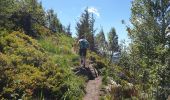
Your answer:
40,0 -> 132,43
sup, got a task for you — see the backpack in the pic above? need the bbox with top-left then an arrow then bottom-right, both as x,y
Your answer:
80,39 -> 89,49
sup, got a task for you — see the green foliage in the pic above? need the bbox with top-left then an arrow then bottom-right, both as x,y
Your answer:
32,23 -> 52,36
0,31 -> 49,99
116,0 -> 170,99
46,9 -> 63,33
0,30 -> 85,99
0,0 -> 66,38
95,28 -> 108,56
0,0 -> 17,29
108,27 -> 119,63
108,27 -> 118,51
38,34 -> 86,99
39,35 -> 73,54
87,51 -> 108,70
76,8 -> 96,51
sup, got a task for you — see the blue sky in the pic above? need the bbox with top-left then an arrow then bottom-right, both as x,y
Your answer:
40,0 -> 132,43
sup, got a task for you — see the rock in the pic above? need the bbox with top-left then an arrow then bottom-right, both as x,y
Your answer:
109,79 -> 117,86
105,84 -> 112,93
140,92 -> 148,99
123,82 -> 138,98
88,63 -> 98,79
127,83 -> 133,89
117,72 -> 127,80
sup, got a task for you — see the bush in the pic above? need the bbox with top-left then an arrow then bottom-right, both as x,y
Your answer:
0,31 -> 85,99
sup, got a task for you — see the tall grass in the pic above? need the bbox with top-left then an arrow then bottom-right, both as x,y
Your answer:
38,35 -> 86,99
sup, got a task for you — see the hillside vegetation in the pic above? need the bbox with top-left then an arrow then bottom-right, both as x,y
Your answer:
0,0 -> 170,100
0,30 -> 86,99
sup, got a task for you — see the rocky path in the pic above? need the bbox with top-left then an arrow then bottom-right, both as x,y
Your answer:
83,76 -> 102,100
71,47 -> 103,100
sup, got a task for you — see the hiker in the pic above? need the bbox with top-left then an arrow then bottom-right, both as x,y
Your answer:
78,35 -> 89,67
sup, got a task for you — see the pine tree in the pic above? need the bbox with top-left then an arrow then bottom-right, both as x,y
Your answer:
46,9 -> 63,33
9,0 -> 46,37
108,27 -> 118,63
76,8 -> 96,51
65,24 -> 72,36
76,9 -> 90,39
96,28 -> 107,56
0,0 -> 16,29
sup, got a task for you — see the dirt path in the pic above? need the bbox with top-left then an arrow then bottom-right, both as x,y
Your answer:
83,76 -> 102,100
71,47 -> 102,100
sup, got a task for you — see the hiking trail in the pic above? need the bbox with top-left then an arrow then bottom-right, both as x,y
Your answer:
83,76 -> 102,100
72,47 -> 103,100
73,61 -> 102,100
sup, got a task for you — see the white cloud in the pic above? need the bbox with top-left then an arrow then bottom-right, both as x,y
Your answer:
87,7 -> 100,17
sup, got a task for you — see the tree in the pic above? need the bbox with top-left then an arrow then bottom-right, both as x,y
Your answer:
88,14 -> 96,51
6,0 -> 47,37
76,8 -> 96,51
108,27 -> 118,63
65,24 -> 72,36
46,9 -> 63,33
127,0 -> 170,99
118,40 -> 131,70
76,9 -> 89,39
95,28 -> 108,56
0,0 -> 16,29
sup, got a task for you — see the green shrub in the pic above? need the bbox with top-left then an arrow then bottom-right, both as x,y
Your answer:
0,31 -> 85,99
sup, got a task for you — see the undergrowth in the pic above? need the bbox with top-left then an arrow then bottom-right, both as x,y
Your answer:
0,30 -> 85,100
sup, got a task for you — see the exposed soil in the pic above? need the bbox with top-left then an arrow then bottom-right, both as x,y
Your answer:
83,76 -> 102,100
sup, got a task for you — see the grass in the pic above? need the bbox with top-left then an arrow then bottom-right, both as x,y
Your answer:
38,34 -> 86,99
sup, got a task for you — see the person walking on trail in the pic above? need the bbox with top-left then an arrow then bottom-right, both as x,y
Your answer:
78,35 -> 89,67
